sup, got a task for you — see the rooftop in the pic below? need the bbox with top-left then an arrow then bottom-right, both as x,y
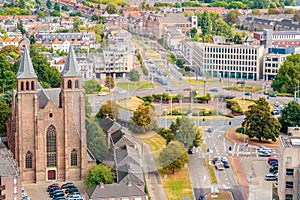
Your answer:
0,144 -> 20,176
280,136 -> 300,148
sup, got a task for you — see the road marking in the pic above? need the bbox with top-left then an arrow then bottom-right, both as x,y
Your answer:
223,137 -> 226,152
236,145 -> 240,156
204,176 -> 206,181
233,143 -> 237,156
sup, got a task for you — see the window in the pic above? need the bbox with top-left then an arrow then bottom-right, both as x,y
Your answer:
285,181 -> 293,189
67,80 -> 72,89
286,169 -> 294,176
286,156 -> 292,163
26,81 -> 29,90
31,81 -> 35,90
21,81 -> 24,91
75,80 -> 79,88
26,151 -> 32,168
46,125 -> 57,167
285,194 -> 293,200
71,149 -> 77,166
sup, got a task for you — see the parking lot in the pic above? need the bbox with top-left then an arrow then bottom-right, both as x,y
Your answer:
240,157 -> 274,199
23,181 -> 86,200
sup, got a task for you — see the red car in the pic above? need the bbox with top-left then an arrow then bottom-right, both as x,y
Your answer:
183,87 -> 192,91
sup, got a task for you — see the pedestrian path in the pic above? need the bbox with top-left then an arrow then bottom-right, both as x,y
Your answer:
232,156 -> 249,200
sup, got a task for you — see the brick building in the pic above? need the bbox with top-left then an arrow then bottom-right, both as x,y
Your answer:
6,46 -> 94,183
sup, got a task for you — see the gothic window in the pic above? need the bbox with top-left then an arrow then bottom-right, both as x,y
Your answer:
75,80 -> 79,88
21,81 -> 24,91
31,81 -> 34,90
67,80 -> 72,89
26,81 -> 29,90
25,151 -> 32,169
46,125 -> 57,167
71,149 -> 77,166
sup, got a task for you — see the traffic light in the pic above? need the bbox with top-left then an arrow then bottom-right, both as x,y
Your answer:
229,146 -> 232,151
229,121 -> 231,125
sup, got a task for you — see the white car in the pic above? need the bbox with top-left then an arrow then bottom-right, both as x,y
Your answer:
221,157 -> 228,163
118,90 -> 127,94
98,92 -> 108,96
257,146 -> 271,152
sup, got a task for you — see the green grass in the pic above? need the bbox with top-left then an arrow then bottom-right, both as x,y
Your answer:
225,86 -> 262,92
116,81 -> 154,90
205,158 -> 218,184
207,192 -> 233,200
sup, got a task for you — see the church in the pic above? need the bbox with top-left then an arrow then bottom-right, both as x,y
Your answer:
6,46 -> 94,183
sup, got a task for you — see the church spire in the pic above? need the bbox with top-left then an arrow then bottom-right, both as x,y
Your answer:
17,46 -> 37,79
61,46 -> 81,77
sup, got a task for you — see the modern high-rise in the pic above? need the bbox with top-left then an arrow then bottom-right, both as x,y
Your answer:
278,127 -> 300,200
192,43 -> 264,80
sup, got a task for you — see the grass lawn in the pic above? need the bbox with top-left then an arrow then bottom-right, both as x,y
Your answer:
186,79 -> 205,84
116,81 -> 154,90
231,98 -> 255,112
206,192 -> 233,200
225,86 -> 262,92
161,115 -> 230,121
137,132 -> 193,200
160,167 -> 193,200
118,97 -> 144,111
205,158 -> 217,184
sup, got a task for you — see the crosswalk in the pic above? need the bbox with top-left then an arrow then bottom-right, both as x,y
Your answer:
229,143 -> 278,157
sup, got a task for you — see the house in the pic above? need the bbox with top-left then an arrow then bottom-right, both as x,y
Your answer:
162,26 -> 183,51
254,29 -> 300,47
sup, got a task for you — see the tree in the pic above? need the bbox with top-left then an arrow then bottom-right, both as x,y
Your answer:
130,104 -> 157,133
225,10 -> 241,25
0,45 -> 20,57
279,101 -> 300,133
61,5 -> 69,11
242,98 -> 281,142
94,24 -> 104,35
17,20 -> 26,35
213,18 -> 232,39
253,0 -> 270,8
86,119 -> 108,161
104,76 -> 115,92
54,2 -> 60,11
73,16 -> 82,32
91,14 -> 99,21
193,128 -> 204,148
190,28 -> 197,38
252,9 -> 261,15
105,2 -> 118,14
84,164 -> 113,188
159,128 -> 174,144
170,117 -> 197,148
294,10 -> 300,21
201,10 -> 212,36
83,79 -> 101,94
0,100 -> 11,136
96,100 -> 119,119
176,59 -> 184,68
19,0 -> 25,9
271,54 -> 300,93
233,32 -> 244,44
268,8 -> 281,14
158,141 -> 189,174
37,11 -> 48,18
129,69 -> 140,82
284,8 -> 295,14
46,0 -> 52,9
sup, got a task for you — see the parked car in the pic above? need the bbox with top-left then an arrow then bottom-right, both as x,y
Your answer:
50,189 -> 63,198
188,148 -> 193,154
183,87 -> 192,91
259,151 -> 271,157
65,187 -> 79,194
213,156 -> 219,164
166,88 -> 173,92
272,110 -> 280,115
199,195 -> 206,200
47,183 -> 60,192
236,81 -> 245,85
67,195 -> 83,200
221,157 -> 228,163
269,160 -> 278,165
274,102 -> 280,107
223,162 -> 230,168
269,93 -> 277,97
268,158 -> 278,164
49,187 -> 61,194
265,174 -> 278,181
244,91 -> 251,95
98,92 -> 108,96
270,165 -> 278,172
52,191 -> 65,198
61,183 -> 75,189
53,197 -> 66,200
257,146 -> 271,152
210,88 -> 218,92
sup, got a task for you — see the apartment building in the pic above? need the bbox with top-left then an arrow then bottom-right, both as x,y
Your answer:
192,43 -> 264,80
0,142 -> 22,200
278,127 -> 300,200
254,29 -> 300,48
263,47 -> 294,81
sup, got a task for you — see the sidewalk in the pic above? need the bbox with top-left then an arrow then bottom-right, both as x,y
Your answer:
232,157 -> 249,200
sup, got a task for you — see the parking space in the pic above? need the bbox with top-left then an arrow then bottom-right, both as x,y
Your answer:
240,157 -> 274,199
23,181 -> 86,200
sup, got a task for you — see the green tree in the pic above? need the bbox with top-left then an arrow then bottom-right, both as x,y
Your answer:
51,10 -> 60,17
284,8 -> 295,14
190,28 -> 197,38
83,79 -> 101,94
104,76 -> 115,92
158,141 -> 189,174
268,8 -> 281,14
17,20 -> 26,35
61,5 -> 69,11
0,100 -> 11,136
171,116 -> 197,148
193,128 -> 204,148
96,100 -> 119,119
84,94 -> 92,117
91,14 -> 99,21
94,24 -> 104,35
176,59 -> 184,68
271,54 -> 300,93
129,69 -> 140,82
37,11 -> 48,18
225,10 -> 241,25
46,0 -> 52,9
294,10 -> 300,21
54,2 -> 60,11
253,0 -> 270,8
233,32 -> 244,44
84,164 -> 113,188
242,98 -> 281,142
174,2 -> 181,7
213,18 -> 232,39
19,0 -> 25,9
105,2 -> 119,14
0,45 -> 20,57
279,101 -> 300,133
35,0 -> 41,5
201,10 -> 212,36
73,16 -> 82,32
159,128 -> 174,144
86,119 -> 108,161
252,9 -> 261,15
130,104 -> 157,133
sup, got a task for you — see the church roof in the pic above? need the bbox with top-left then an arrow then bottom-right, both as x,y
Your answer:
17,46 -> 37,79
61,46 -> 81,77
38,88 -> 61,108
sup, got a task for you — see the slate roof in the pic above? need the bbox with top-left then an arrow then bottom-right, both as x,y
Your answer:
98,117 -> 121,133
115,145 -> 140,167
61,45 -> 81,77
17,46 -> 38,79
0,145 -> 20,177
86,183 -> 146,199
159,13 -> 190,24
111,130 -> 135,148
117,163 -> 144,185
38,88 -> 61,108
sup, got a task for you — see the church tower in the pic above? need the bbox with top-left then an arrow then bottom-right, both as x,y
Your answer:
60,46 -> 88,180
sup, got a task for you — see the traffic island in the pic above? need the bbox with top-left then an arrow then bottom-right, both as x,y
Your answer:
205,157 -> 217,184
